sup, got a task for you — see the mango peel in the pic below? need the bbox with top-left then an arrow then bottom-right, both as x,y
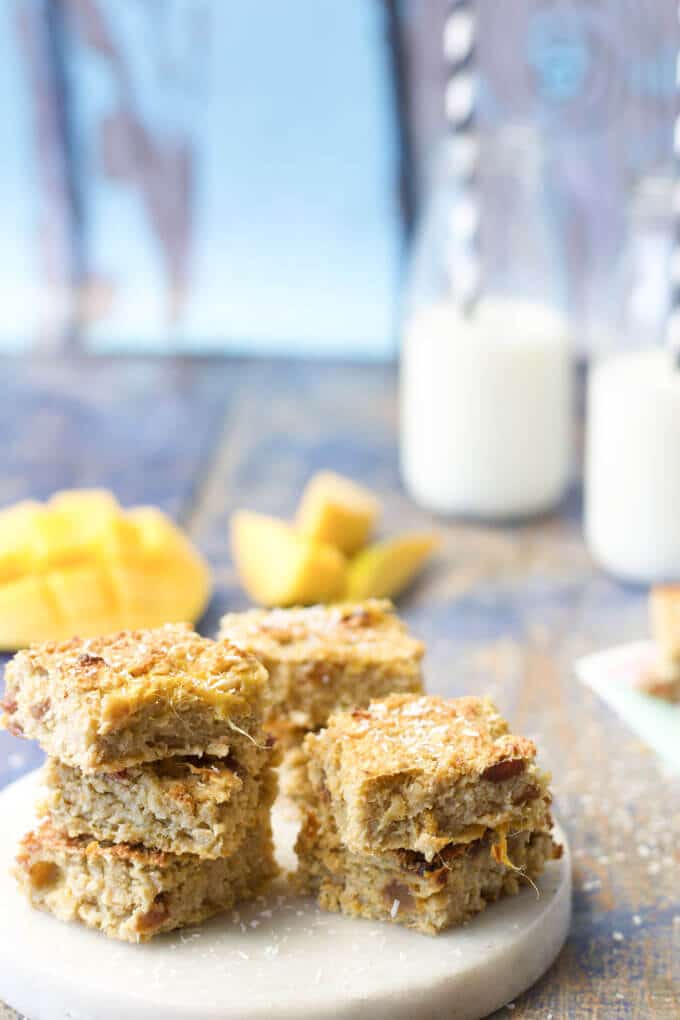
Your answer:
0,490 -> 211,649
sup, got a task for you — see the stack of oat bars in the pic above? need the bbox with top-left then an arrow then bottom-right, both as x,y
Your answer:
218,598 -> 425,795
295,693 -> 561,934
2,601 -> 562,942
2,623 -> 278,942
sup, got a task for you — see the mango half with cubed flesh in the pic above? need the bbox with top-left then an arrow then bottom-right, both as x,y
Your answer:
0,490 -> 211,649
297,471 -> 381,556
231,510 -> 347,607
346,533 -> 440,601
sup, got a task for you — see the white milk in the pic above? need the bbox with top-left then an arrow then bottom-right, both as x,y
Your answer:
585,348 -> 680,582
400,299 -> 572,519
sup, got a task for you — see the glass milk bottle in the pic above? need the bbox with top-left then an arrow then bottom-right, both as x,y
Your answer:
400,127 -> 572,520
584,175 -> 680,583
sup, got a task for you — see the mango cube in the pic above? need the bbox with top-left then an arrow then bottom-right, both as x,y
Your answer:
44,564 -> 118,638
34,490 -> 122,565
0,502 -> 47,582
346,533 -> 440,601
0,490 -> 212,649
109,565 -> 183,630
0,576 -> 61,649
297,471 -> 380,556
231,510 -> 347,607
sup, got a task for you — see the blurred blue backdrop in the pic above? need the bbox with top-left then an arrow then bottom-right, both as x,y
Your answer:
1,0 -> 678,357
1,0 -> 404,356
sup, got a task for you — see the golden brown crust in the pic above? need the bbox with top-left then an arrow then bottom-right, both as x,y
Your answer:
1,624 -> 269,770
19,810 -> 280,872
9,623 -> 264,700
218,602 -> 424,742
312,694 -> 535,781
17,821 -> 171,867
219,600 -> 424,666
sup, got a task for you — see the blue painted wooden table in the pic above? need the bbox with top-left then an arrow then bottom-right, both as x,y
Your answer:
0,358 -> 678,1019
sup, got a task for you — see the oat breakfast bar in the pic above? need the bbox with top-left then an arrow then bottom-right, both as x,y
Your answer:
41,754 -> 278,859
218,600 -> 424,749
295,803 -> 559,935
15,815 -> 277,943
1,623 -> 269,772
295,693 -> 559,933
301,694 -> 552,860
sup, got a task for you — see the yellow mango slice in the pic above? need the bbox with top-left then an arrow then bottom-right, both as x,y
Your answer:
108,565 -> 174,630
0,502 -> 47,582
0,490 -> 212,649
110,559 -> 210,630
297,471 -> 380,556
22,490 -> 120,568
95,514 -> 143,561
345,533 -> 440,601
48,489 -> 139,562
45,564 -> 119,638
130,506 -> 201,566
0,576 -> 63,649
124,507 -> 212,622
31,510 -> 93,570
231,510 -> 347,607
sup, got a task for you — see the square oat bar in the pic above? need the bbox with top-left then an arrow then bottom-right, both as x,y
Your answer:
295,802 -> 559,936
41,755 -> 278,859
218,600 -> 424,746
1,623 -> 270,772
301,694 -> 552,861
15,815 -> 277,942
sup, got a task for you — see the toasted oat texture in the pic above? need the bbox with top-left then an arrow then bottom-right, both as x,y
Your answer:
1,623 -> 271,772
301,694 -> 552,860
15,817 -> 277,943
218,600 -> 424,739
640,585 -> 680,702
295,806 -> 559,936
41,756 -> 278,859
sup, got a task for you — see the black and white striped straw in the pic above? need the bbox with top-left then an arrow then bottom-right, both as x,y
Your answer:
443,0 -> 480,316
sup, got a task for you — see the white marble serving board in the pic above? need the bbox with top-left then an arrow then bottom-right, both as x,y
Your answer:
0,770 -> 571,1020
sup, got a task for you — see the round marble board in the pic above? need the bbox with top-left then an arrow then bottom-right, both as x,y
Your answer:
0,770 -> 571,1020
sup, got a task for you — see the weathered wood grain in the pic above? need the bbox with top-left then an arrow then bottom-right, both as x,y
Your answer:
1,358 -> 678,1019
